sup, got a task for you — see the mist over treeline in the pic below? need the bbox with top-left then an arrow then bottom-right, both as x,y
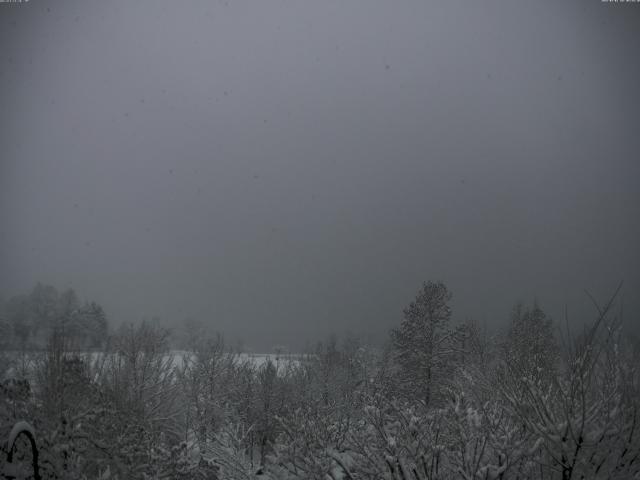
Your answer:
0,283 -> 108,352
2,0 -> 639,353
1,280 -> 633,354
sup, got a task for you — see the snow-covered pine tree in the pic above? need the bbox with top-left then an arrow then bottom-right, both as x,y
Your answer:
391,281 -> 455,406
501,301 -> 558,387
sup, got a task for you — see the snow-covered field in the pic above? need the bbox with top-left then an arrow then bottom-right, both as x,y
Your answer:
0,350 -> 305,381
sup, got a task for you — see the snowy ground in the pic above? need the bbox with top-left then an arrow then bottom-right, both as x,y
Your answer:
0,350 -> 304,381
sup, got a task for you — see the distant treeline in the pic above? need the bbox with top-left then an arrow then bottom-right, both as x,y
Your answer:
0,283 -> 108,350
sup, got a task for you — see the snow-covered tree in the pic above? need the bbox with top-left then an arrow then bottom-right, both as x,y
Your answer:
501,301 -> 558,387
391,281 -> 455,406
177,332 -> 240,448
498,287 -> 640,479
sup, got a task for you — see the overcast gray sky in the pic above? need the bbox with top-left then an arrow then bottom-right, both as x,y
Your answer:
1,0 -> 639,350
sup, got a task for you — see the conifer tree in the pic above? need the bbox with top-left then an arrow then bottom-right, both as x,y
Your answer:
391,281 -> 454,405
